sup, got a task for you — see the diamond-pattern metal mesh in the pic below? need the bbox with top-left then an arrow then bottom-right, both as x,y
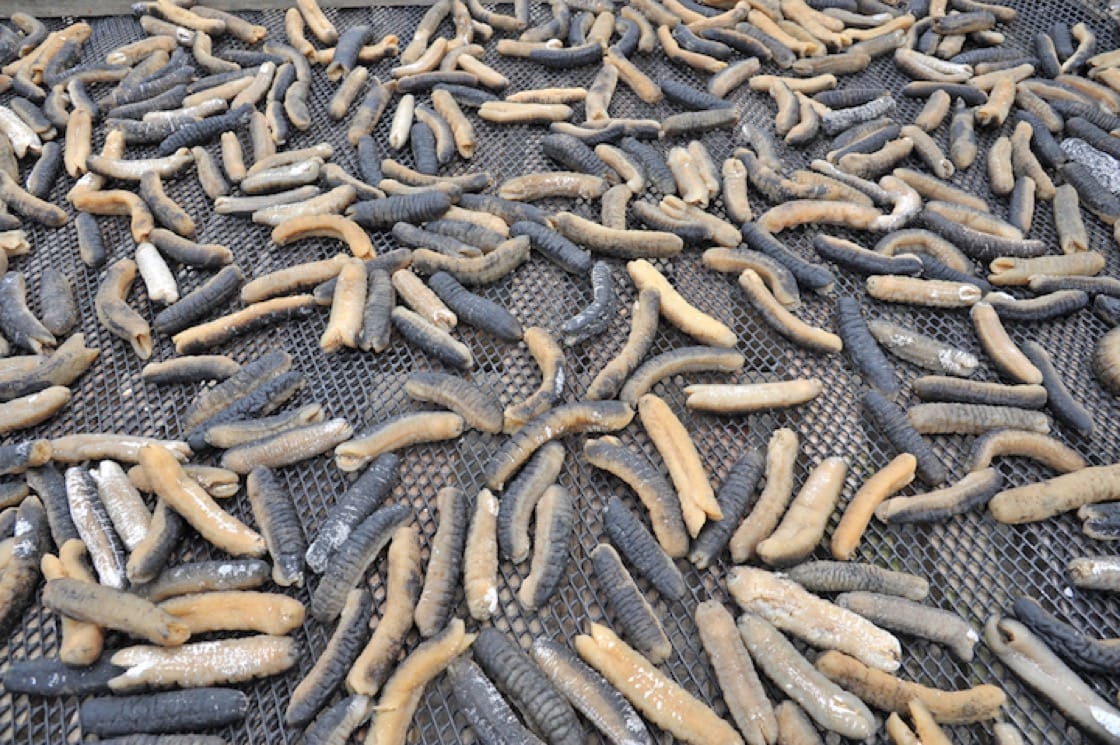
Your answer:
1,1 -> 1120,743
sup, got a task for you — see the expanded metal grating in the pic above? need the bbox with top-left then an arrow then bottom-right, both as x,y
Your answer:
1,0 -> 1120,743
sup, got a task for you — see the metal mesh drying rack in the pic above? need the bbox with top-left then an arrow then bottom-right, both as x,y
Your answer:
2,0 -> 1120,742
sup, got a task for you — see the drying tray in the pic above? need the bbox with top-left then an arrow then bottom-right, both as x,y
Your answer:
1,1 -> 1120,743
